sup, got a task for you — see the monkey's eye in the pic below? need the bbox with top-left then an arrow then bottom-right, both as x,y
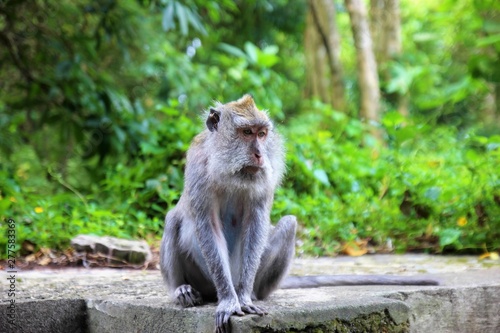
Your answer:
242,129 -> 253,136
257,131 -> 267,138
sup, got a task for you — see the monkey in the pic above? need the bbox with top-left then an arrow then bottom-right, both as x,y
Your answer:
160,95 -> 438,333
160,94 -> 293,333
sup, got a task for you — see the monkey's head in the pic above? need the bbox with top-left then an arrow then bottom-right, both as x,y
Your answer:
204,94 -> 285,191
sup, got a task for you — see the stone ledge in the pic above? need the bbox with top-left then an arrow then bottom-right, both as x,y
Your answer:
1,255 -> 499,333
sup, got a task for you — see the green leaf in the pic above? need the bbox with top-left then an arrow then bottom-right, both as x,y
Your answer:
263,45 -> 279,55
185,8 -> 207,35
244,42 -> 259,64
387,64 -> 423,94
438,229 -> 462,247
313,169 -> 331,186
218,43 -> 248,59
424,187 -> 441,201
413,32 -> 440,42
162,2 -> 175,31
140,142 -> 165,155
145,179 -> 161,191
256,52 -> 279,68
175,2 -> 188,35
382,111 -> 406,128
476,34 -> 500,47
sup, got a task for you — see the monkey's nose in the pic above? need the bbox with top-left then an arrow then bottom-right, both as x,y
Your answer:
254,153 -> 263,165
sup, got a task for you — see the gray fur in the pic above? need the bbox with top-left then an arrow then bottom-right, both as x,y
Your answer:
280,275 -> 439,288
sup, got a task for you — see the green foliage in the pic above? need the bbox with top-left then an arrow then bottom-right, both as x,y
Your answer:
275,103 -> 500,255
0,100 -> 198,255
1,0 -> 499,258
391,0 -> 500,125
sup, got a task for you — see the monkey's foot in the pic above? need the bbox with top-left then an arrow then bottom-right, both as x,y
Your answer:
240,301 -> 267,316
174,284 -> 203,307
215,298 -> 245,333
239,294 -> 267,316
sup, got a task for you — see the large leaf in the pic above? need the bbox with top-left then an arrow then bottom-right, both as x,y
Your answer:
174,2 -> 188,36
218,43 -> 248,59
162,2 -> 175,31
438,229 -> 462,248
313,169 -> 331,186
244,42 -> 259,64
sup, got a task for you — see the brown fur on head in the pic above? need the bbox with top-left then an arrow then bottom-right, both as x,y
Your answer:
227,94 -> 268,121
206,95 -> 271,132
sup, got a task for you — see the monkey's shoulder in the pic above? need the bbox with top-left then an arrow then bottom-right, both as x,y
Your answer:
184,131 -> 210,180
187,131 -> 211,161
191,131 -> 209,147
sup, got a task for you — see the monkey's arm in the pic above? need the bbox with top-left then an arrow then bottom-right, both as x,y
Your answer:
235,207 -> 269,314
194,211 -> 245,331
280,275 -> 440,288
185,146 -> 248,332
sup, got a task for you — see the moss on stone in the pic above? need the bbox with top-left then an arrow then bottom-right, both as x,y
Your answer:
256,309 -> 410,333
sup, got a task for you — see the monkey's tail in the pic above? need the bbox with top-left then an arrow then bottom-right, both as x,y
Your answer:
280,275 -> 440,288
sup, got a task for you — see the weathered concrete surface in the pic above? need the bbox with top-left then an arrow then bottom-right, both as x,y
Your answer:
4,299 -> 87,333
1,255 -> 499,333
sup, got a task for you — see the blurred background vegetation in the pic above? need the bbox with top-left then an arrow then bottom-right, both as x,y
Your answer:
0,0 -> 499,258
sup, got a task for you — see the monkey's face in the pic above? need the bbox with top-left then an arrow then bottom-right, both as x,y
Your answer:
212,122 -> 275,190
221,123 -> 271,183
204,95 -> 285,190
238,126 -> 268,169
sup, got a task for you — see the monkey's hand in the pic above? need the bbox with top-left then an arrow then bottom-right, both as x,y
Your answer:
215,298 -> 244,333
175,284 -> 203,308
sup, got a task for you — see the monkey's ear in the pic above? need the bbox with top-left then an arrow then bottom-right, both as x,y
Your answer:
206,108 -> 221,132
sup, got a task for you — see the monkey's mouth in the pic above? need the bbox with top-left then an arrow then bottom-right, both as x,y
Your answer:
241,166 -> 261,175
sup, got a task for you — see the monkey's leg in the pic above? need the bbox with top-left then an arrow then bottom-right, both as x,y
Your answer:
253,215 -> 297,300
160,211 -> 208,307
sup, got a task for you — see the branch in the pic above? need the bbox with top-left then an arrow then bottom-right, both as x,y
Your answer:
0,31 -> 34,82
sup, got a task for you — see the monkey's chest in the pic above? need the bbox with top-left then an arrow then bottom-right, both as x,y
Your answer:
219,203 -> 245,254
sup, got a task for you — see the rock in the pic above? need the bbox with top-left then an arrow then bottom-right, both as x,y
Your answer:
71,234 -> 152,265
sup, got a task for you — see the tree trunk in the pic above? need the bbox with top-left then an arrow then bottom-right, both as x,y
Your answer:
304,0 -> 346,112
370,0 -> 408,117
370,0 -> 386,64
483,83 -> 500,124
304,8 -> 328,103
370,0 -> 401,64
345,0 -> 381,131
495,83 -> 500,123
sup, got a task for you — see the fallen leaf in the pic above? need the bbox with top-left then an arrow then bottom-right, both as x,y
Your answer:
25,254 -> 37,262
342,241 -> 368,257
40,248 -> 51,255
22,241 -> 35,253
38,257 -> 52,266
479,252 -> 500,260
